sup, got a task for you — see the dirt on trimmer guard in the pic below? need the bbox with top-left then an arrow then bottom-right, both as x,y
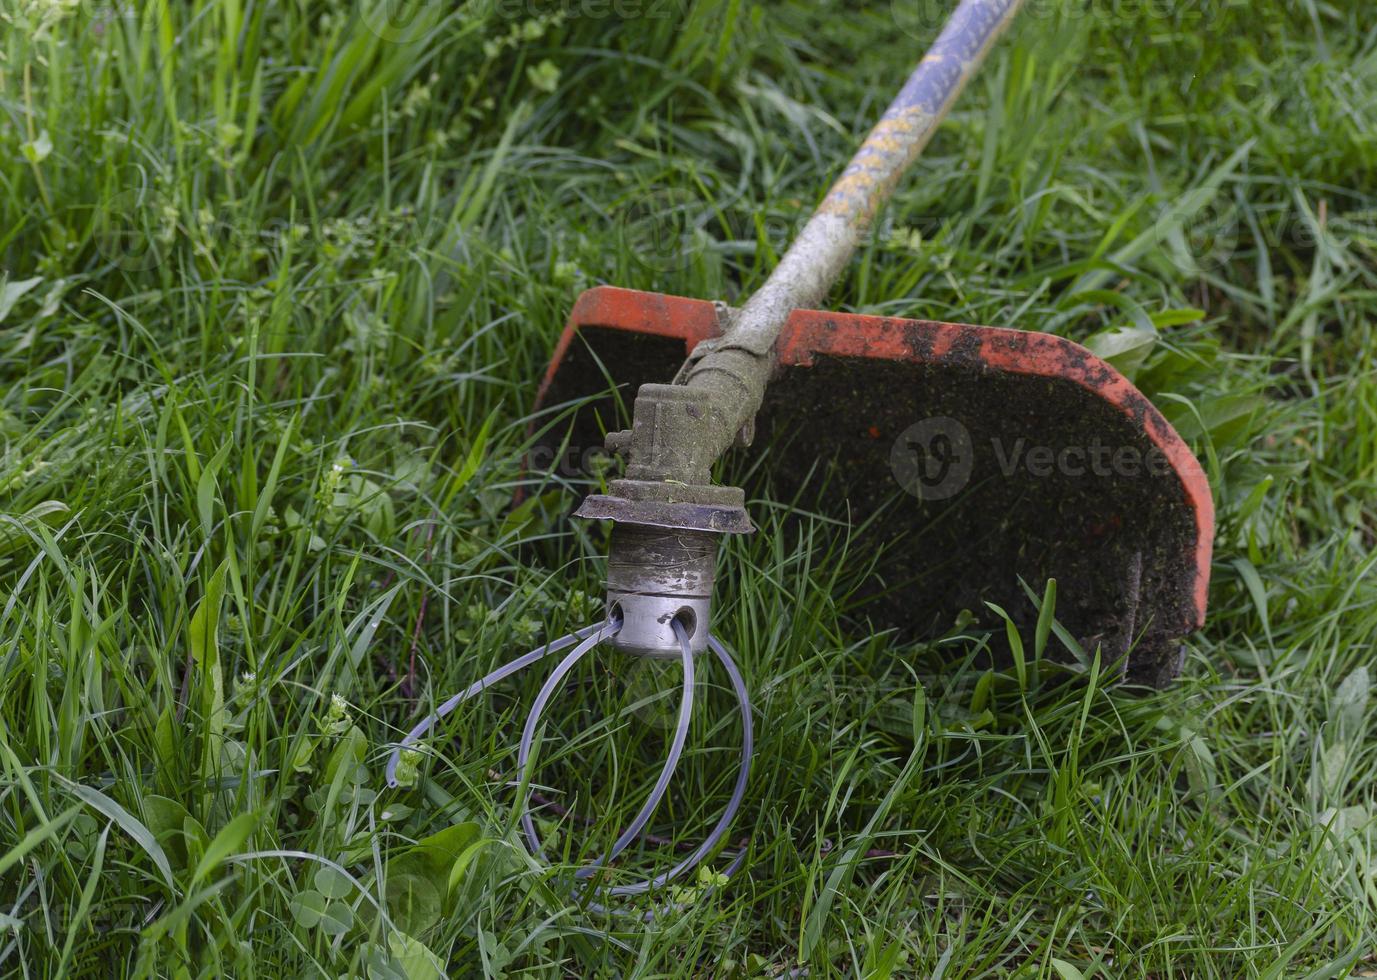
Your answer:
535,286 -> 1213,688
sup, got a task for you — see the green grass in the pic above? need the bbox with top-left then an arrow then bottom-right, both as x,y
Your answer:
2,0 -> 1377,975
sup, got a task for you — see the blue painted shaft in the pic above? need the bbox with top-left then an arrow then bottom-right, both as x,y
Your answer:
677,0 -> 1025,469
818,0 -> 1026,228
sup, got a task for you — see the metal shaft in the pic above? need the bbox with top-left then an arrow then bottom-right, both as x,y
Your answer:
675,0 -> 1026,472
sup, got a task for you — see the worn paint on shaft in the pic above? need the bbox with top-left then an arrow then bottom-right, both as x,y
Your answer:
678,0 -> 1026,469
820,0 -> 1024,227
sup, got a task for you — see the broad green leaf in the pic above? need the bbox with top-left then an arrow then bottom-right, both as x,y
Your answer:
1149,307 -> 1206,328
986,602 -> 1025,690
1332,666 -> 1370,741
1235,475 -> 1274,524
388,931 -> 445,980
152,705 -> 186,794
910,683 -> 926,747
1051,959 -> 1088,980
1034,579 -> 1057,661
196,441 -> 233,542
190,561 -> 229,750
56,777 -> 174,887
1317,741 -> 1349,802
445,838 -> 492,898
324,725 -> 367,787
386,820 -> 485,920
1085,322 -> 1156,378
192,811 -> 260,884
182,815 -> 209,869
141,795 -> 191,837
970,670 -> 993,715
142,795 -> 194,868
289,889 -> 326,928
861,938 -> 902,979
1232,557 -> 1272,646
317,900 -> 353,937
411,821 -> 480,879
1315,804 -> 1371,842
385,862 -> 443,937
319,725 -> 369,828
1018,575 -> 1091,670
0,276 -> 43,324
20,131 -> 52,164
314,865 -> 353,900
500,489 -> 564,537
1183,732 -> 1219,801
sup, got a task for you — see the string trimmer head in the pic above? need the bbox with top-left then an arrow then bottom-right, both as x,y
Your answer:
536,286 -> 1212,687
394,0 -> 1214,916
524,0 -> 1213,689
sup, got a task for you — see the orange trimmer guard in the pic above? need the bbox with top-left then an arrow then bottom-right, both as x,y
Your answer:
534,287 -> 1214,688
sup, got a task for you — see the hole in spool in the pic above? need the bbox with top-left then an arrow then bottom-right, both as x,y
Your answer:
608,601 -> 624,628
673,607 -> 697,639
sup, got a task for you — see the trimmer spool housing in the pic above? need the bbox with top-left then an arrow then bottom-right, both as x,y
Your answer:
574,381 -> 755,659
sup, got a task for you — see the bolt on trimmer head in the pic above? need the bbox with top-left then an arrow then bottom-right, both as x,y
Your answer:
395,0 -> 1214,909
